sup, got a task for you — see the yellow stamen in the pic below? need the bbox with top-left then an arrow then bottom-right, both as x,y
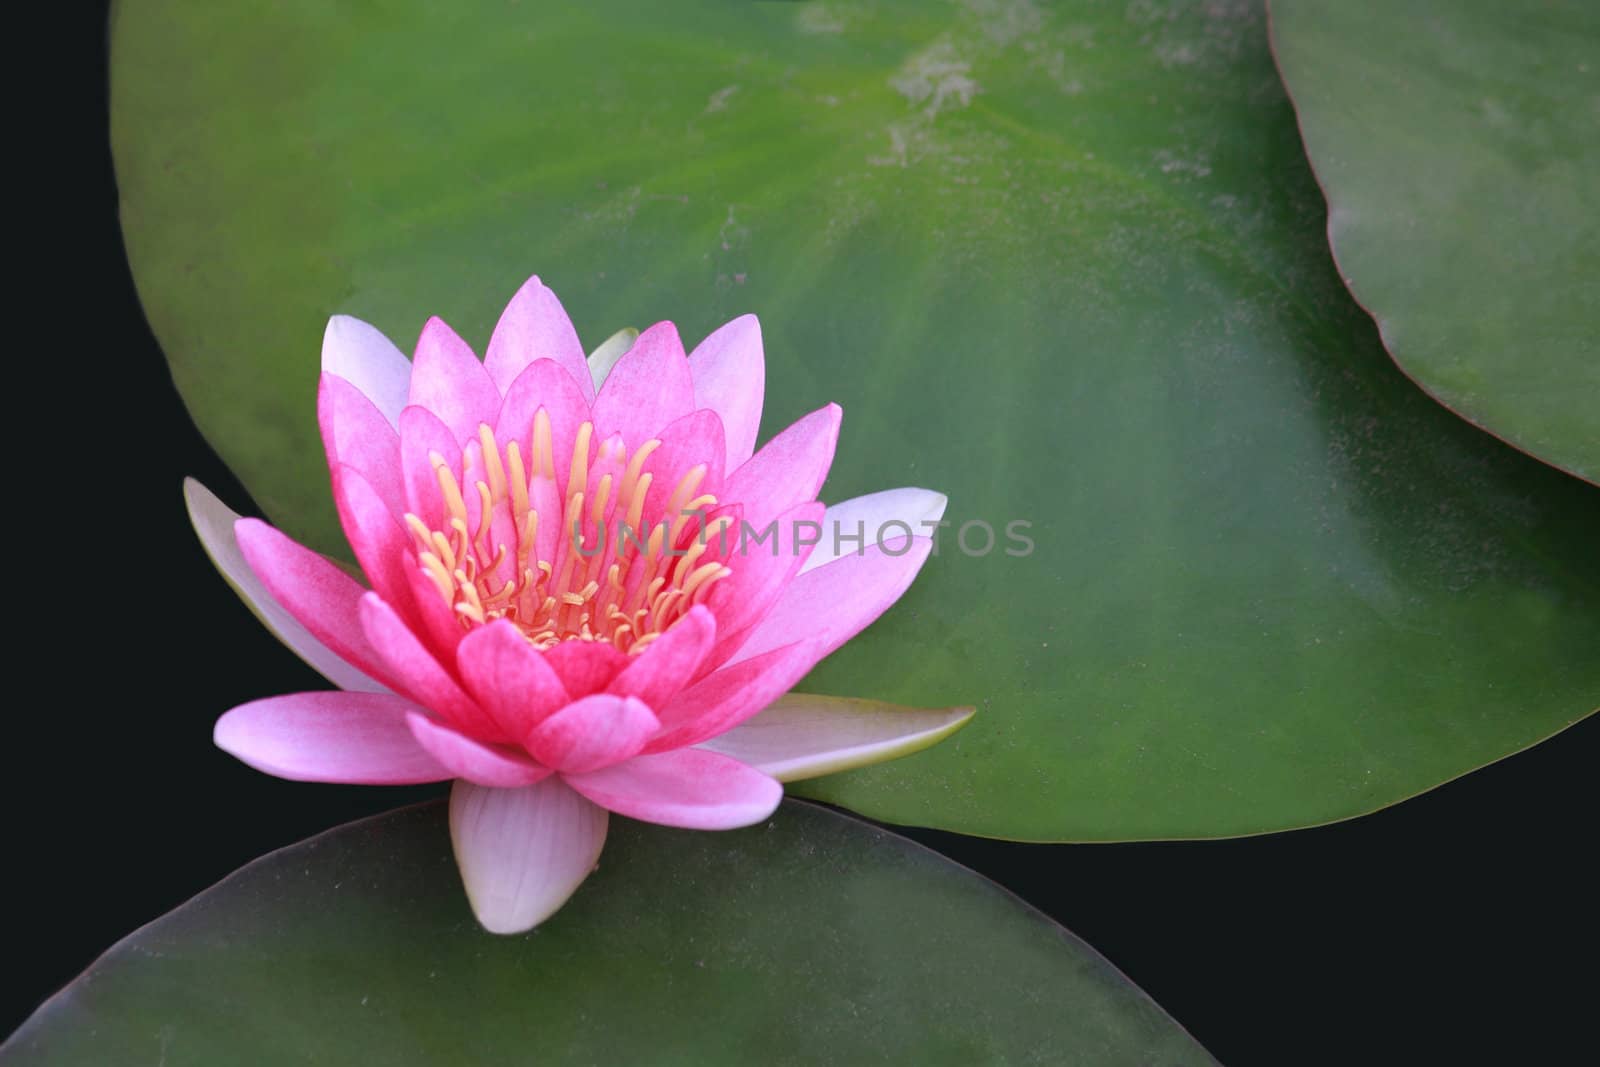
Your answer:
401,420 -> 732,653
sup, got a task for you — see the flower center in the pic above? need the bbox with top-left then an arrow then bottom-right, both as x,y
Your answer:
403,416 -> 732,654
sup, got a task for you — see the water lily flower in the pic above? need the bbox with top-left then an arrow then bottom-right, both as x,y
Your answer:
188,274 -> 971,933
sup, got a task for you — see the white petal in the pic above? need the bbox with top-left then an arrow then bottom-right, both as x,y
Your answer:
696,693 -> 973,782
803,488 -> 949,573
586,327 -> 638,391
449,779 -> 609,934
185,478 -> 389,693
321,314 -> 411,427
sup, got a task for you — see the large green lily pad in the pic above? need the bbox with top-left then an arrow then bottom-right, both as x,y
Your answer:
1270,0 -> 1600,484
112,0 -> 1600,840
2,801 -> 1213,1065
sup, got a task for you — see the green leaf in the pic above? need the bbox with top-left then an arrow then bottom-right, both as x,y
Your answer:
2,802 -> 1214,1065
112,0 -> 1600,840
1268,0 -> 1600,484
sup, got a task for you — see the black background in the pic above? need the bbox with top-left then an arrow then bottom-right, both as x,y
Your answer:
11,7 -> 1596,1064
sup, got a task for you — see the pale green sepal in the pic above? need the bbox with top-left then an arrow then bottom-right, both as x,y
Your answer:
699,694 -> 974,783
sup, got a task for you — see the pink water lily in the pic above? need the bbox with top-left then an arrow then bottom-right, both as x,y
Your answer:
189,274 -> 970,933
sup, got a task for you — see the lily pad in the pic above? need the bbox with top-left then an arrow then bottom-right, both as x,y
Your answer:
112,0 -> 1600,840
2,801 -> 1214,1065
1270,0 -> 1600,484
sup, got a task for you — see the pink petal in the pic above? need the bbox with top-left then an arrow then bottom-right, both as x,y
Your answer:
331,463 -> 416,613
589,321 -> 694,446
704,499 -> 824,644
214,691 -> 449,784
408,316 -> 501,444
541,640 -> 629,698
525,694 -> 660,773
317,374 -> 406,516
406,712 -> 551,787
804,488 -> 948,573
724,538 -> 933,667
483,275 -> 594,401
606,606 -> 716,708
358,593 -> 501,741
402,561 -> 468,658
449,779 -> 608,934
640,408 -> 726,525
688,314 -> 764,471
495,357 -> 594,494
398,404 -> 462,532
455,620 -> 572,737
720,403 -> 841,530
565,749 -> 782,830
235,518 -> 399,691
647,639 -> 825,752
321,315 -> 411,427
186,480 -> 386,693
